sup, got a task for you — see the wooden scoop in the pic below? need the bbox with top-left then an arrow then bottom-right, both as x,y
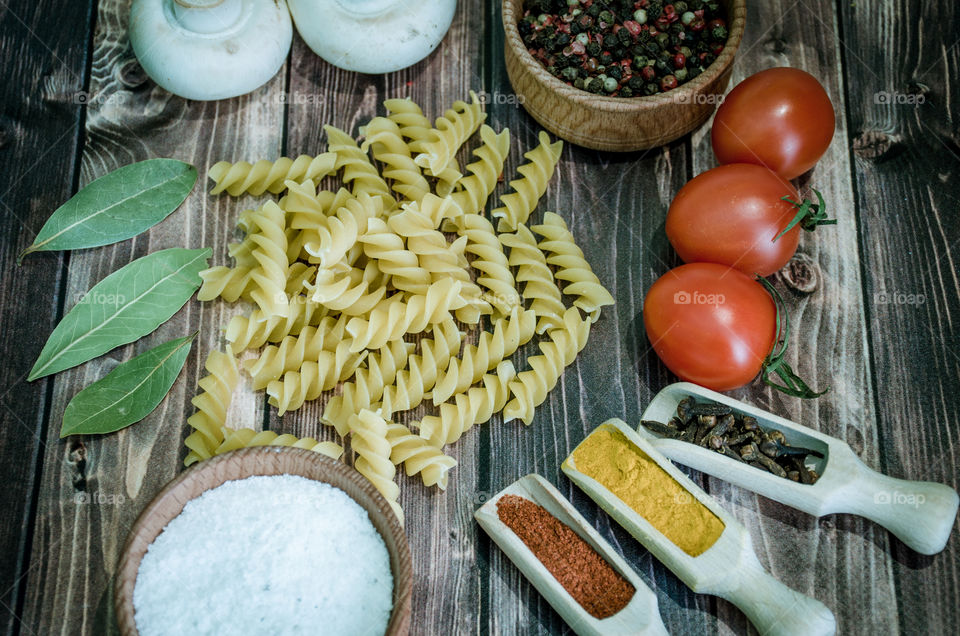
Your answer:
636,382 -> 959,556
475,473 -> 668,636
563,420 -> 837,636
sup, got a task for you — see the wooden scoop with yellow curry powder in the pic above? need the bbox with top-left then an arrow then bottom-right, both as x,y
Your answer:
562,420 -> 836,636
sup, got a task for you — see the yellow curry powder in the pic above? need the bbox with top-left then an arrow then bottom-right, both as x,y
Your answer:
572,428 -> 725,557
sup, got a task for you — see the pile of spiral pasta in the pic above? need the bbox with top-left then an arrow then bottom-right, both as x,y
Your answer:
183,92 -> 614,523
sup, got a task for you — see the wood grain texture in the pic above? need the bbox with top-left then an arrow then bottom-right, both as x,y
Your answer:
687,1 -> 900,634
17,0 -> 285,633
0,1 -> 93,633
838,0 -> 960,633
2,0 -> 958,634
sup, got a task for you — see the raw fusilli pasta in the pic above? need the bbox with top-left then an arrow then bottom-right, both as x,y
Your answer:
449,125 -> 511,219
303,191 -> 383,268
385,97 -> 463,194
266,340 -> 367,414
193,426 -> 344,465
361,116 -> 430,202
306,266 -> 387,316
245,200 -> 290,318
431,306 -> 536,405
345,278 -> 467,352
184,350 -> 239,466
387,422 -> 457,490
458,213 -> 519,317
492,131 -> 563,232
349,409 -> 403,523
325,124 -> 394,207
380,319 -> 462,418
503,307 -> 591,425
414,91 -> 485,175
225,301 -> 326,354
208,153 -> 337,197
419,360 -> 517,447
322,338 -> 414,436
500,223 -> 565,333
532,212 -> 615,321
244,314 -> 350,390
359,217 -> 432,294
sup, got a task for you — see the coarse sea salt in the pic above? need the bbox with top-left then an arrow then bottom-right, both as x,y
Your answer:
133,475 -> 393,636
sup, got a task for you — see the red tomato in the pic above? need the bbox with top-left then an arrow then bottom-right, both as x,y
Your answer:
643,263 -> 777,391
712,68 -> 835,179
665,164 -> 801,276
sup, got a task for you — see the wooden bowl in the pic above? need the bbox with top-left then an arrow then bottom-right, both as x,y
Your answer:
114,447 -> 412,636
502,0 -> 747,151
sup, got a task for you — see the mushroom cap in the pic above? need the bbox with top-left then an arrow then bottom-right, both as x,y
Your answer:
130,0 -> 293,101
289,0 -> 457,74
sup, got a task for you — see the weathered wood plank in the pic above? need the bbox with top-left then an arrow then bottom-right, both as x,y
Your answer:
838,0 -> 960,633
687,1 -> 901,634
693,2 -> 897,633
18,0 -> 286,632
0,1 -> 93,633
271,3 -> 490,634
482,2 -> 715,633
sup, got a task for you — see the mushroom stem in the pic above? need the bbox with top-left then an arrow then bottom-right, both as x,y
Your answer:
172,0 -> 242,34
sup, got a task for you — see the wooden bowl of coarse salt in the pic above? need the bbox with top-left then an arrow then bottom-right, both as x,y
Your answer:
502,0 -> 747,151
115,446 -> 412,636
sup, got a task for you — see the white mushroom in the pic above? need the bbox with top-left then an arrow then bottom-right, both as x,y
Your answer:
129,0 -> 293,101
287,0 -> 457,74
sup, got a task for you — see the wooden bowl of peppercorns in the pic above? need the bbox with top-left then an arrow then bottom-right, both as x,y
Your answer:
503,0 -> 746,151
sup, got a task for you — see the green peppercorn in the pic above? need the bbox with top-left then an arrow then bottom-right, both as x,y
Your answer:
562,66 -> 579,81
633,9 -> 648,24
711,25 -> 728,40
620,86 -> 634,97
675,67 -> 688,80
644,82 -> 659,95
587,78 -> 603,93
566,0 -> 579,6
537,13 -> 549,24
632,55 -> 648,68
681,11 -> 695,25
575,32 -> 589,45
680,46 -> 693,58
674,1 -> 688,12
598,10 -> 614,24
574,77 -> 587,90
656,32 -> 670,48
602,76 -> 618,92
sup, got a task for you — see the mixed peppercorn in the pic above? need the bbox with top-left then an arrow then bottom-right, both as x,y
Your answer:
519,0 -> 729,97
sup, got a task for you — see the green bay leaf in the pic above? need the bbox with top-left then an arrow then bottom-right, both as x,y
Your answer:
28,247 -> 211,381
18,159 -> 197,263
61,333 -> 196,437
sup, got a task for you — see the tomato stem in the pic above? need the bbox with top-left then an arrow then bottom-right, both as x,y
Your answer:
774,189 -> 836,242
757,276 -> 829,399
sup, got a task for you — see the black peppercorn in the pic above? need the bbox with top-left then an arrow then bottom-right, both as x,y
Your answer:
608,65 -> 623,80
627,76 -> 645,91
586,41 -> 601,57
602,34 -> 618,49
711,25 -> 728,41
620,86 -> 634,97
587,4 -> 601,18
617,28 -> 633,45
600,51 -> 614,66
587,78 -> 604,93
644,82 -> 659,95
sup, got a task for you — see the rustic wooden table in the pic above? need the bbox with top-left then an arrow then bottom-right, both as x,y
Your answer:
1,1 -> 957,634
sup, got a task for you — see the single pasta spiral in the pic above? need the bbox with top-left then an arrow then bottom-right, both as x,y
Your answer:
414,91 -> 486,175
492,131 -> 563,232
208,153 -> 337,197
245,200 -> 291,318
532,212 -> 615,321
387,423 -> 457,490
345,279 -> 467,352
266,340 -> 367,414
385,97 -> 463,194
283,181 -> 350,230
503,307 -> 591,425
458,213 -> 519,316
380,319 -> 462,417
197,265 -> 253,302
184,350 -> 238,466
449,125 -> 511,219
349,409 -> 403,523
324,124 -> 394,207
419,361 -> 517,447
191,426 -> 344,465
322,339 -> 414,436
361,116 -> 431,202
500,223 -> 565,333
